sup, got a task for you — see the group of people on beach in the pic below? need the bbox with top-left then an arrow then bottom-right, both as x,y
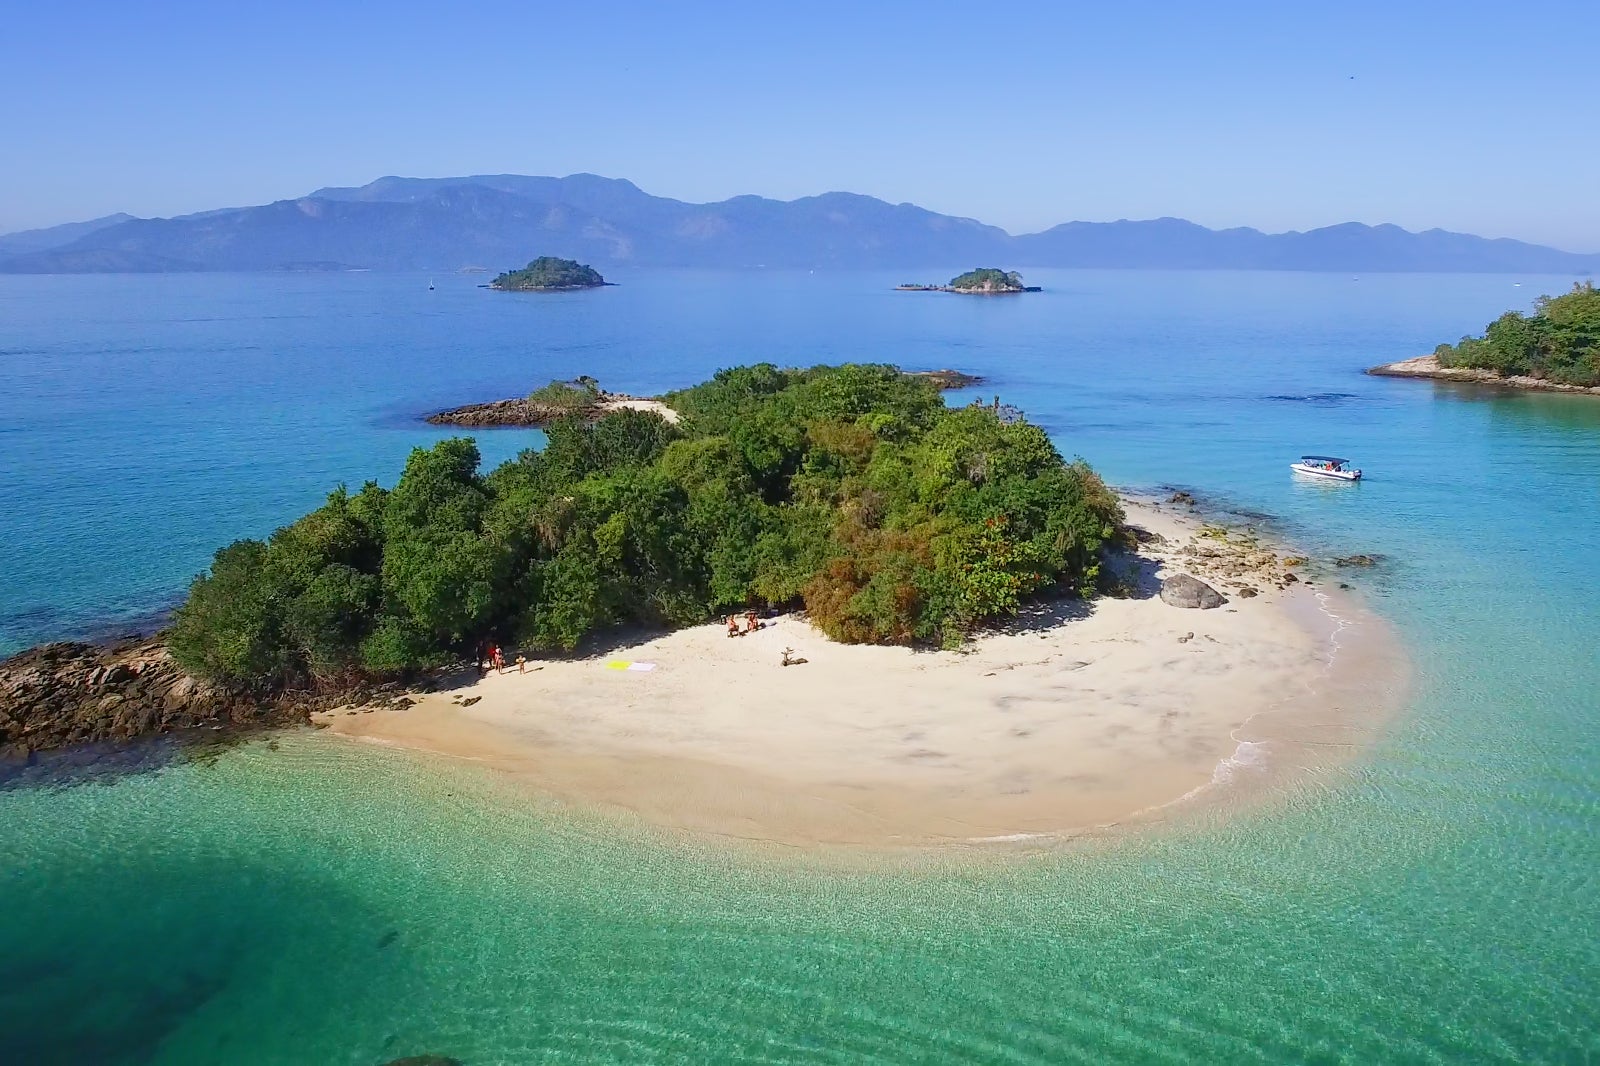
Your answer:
478,642 -> 526,675
726,611 -> 762,637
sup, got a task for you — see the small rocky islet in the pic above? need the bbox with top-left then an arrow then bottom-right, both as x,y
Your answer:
487,256 -> 608,291
897,267 -> 1041,294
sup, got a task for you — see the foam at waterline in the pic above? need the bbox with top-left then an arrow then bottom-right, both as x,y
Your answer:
1210,739 -> 1272,784
1313,588 -> 1357,671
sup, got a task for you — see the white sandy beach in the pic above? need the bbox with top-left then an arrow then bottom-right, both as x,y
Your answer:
317,497 -> 1404,847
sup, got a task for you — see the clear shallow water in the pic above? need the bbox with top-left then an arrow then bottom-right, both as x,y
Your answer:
2,270 -> 1599,1063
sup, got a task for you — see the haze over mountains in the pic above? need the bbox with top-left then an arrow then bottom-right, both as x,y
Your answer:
3,174 -> 1596,275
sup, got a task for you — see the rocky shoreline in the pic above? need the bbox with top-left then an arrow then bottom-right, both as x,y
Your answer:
486,281 -> 612,292
427,394 -> 603,428
425,383 -> 668,429
895,284 -> 1042,294
907,368 -> 985,389
1367,354 -> 1600,396
1132,492 -> 1321,603
0,637 -> 416,763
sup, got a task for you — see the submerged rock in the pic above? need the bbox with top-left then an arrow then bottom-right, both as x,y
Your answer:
1334,554 -> 1383,568
1158,575 -> 1227,610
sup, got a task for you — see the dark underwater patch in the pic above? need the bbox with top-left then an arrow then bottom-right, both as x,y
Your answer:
0,730 -> 269,793
1265,392 -> 1360,405
0,815 -> 410,1066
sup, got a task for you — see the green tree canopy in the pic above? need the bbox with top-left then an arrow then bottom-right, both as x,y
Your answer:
948,268 -> 1026,292
1434,282 -> 1600,386
170,364 -> 1124,686
490,257 -> 606,291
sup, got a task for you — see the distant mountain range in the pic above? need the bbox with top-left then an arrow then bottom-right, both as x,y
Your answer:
0,213 -> 136,260
3,174 -> 1596,275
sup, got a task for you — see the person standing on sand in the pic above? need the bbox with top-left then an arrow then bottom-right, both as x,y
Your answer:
745,610 -> 760,634
726,615 -> 740,638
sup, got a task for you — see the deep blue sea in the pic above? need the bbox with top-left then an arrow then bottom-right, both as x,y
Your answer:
3,269 -> 1599,1063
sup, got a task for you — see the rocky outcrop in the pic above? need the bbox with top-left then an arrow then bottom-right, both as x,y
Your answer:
426,395 -> 597,427
0,638 -> 330,758
1367,355 -> 1600,396
427,393 -> 683,429
906,369 -> 985,390
1158,574 -> 1227,609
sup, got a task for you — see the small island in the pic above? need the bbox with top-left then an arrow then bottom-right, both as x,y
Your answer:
0,362 -> 1393,845
427,378 -> 679,428
897,268 -> 1041,295
427,369 -> 984,428
488,256 -> 608,292
1369,282 -> 1600,394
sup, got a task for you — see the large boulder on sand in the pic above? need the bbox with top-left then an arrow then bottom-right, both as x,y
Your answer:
1159,574 -> 1227,609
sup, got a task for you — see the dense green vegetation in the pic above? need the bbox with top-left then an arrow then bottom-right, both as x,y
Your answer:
526,377 -> 601,410
170,364 -> 1122,688
1434,282 -> 1600,387
948,267 -> 1026,292
490,257 -> 606,291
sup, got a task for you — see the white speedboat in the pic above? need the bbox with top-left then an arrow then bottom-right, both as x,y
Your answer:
1291,455 -> 1362,481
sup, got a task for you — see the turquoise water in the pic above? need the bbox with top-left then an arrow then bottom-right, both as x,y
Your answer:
3,270 -> 1599,1062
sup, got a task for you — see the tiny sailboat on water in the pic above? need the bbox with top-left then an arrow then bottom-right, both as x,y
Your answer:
1291,455 -> 1362,481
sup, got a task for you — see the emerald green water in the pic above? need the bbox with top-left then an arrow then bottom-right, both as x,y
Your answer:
6,702 -> 1596,1064
4,271 -> 1599,1062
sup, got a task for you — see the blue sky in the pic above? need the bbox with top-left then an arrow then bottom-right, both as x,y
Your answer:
4,0 -> 1597,248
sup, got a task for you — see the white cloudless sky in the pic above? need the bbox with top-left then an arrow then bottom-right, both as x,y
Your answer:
2,0 -> 1597,248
